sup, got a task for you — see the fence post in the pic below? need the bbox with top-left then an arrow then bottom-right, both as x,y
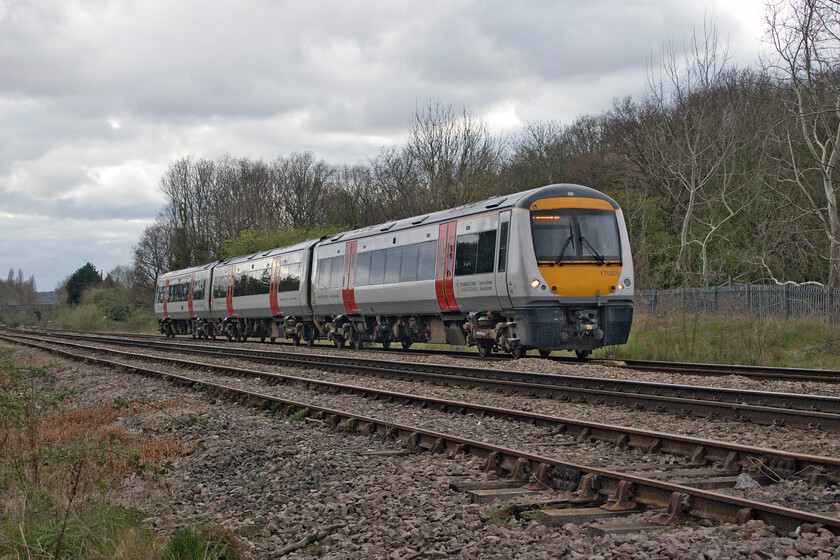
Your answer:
652,289 -> 657,313
784,284 -> 791,319
748,284 -> 752,313
713,286 -> 719,313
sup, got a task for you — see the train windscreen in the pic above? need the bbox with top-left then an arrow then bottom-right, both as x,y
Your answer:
531,208 -> 621,263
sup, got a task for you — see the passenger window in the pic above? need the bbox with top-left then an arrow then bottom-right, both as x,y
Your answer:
384,247 -> 401,283
476,230 -> 496,274
400,244 -> 419,282
316,258 -> 331,289
369,250 -> 386,284
417,241 -> 437,280
331,256 -> 345,289
498,222 -> 509,273
455,233 -> 478,276
355,252 -> 371,286
279,263 -> 301,292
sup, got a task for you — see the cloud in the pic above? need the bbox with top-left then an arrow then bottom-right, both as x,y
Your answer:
0,0 -> 770,288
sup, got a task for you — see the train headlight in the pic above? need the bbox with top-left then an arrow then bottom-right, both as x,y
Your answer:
618,284 -> 625,291
531,279 -> 541,288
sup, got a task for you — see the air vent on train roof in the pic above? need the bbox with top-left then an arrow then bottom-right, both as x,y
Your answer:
380,222 -> 396,231
412,215 -> 429,225
331,234 -> 345,241
485,197 -> 507,209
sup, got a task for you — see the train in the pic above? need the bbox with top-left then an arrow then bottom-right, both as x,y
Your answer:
154,183 -> 634,358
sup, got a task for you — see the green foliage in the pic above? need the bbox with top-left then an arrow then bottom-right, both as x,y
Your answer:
160,526 -> 242,560
65,262 -> 103,306
287,407 -> 310,422
598,312 -> 840,369
49,303 -> 104,331
218,226 -> 349,260
83,285 -> 133,321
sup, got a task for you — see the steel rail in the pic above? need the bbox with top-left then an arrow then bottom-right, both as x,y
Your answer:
2,333 -> 837,534
21,330 -> 840,432
5,332 -> 839,486
24,327 -> 840,382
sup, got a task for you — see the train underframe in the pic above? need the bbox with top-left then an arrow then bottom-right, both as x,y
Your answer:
157,302 -> 632,359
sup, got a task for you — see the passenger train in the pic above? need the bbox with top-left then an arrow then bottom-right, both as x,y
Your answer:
154,184 -> 634,358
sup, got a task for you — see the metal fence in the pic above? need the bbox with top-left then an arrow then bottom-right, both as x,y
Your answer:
637,285 -> 840,322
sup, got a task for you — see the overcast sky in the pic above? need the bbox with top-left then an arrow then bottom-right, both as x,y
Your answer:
0,0 -> 770,291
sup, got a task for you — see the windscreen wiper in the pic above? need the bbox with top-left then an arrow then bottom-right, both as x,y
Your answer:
554,224 -> 574,265
579,235 -> 606,264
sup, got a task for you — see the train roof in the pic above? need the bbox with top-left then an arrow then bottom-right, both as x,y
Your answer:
214,238 -> 319,267
323,184 -> 619,245
159,262 -> 216,281
158,184 -> 619,279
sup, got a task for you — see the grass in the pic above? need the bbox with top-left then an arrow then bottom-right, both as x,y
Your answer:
44,306 -> 157,334
0,348 -> 241,559
601,312 -> 840,369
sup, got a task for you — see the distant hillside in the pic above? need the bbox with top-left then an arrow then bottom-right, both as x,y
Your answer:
38,290 -> 58,303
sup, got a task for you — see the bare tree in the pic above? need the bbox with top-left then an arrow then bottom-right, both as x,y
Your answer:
406,101 -> 503,212
132,219 -> 173,301
638,20 -> 757,285
273,152 -> 334,229
766,0 -> 840,286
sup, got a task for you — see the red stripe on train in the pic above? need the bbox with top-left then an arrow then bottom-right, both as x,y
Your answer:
163,279 -> 170,318
188,274 -> 195,318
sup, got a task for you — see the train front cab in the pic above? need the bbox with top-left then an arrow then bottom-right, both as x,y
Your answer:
505,185 -> 634,358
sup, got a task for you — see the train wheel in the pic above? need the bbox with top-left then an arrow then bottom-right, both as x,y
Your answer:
575,350 -> 591,361
538,349 -> 552,358
291,335 -> 300,346
401,341 -> 412,350
270,337 -> 276,344
511,346 -> 525,359
334,336 -> 345,349
305,329 -> 315,348
381,340 -> 391,350
352,332 -> 364,350
477,341 -> 492,358
260,335 -> 266,343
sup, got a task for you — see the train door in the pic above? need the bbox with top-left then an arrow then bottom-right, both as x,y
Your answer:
269,257 -> 281,316
435,222 -> 458,311
188,274 -> 196,318
163,279 -> 170,318
495,211 -> 513,309
225,267 -> 235,317
342,241 -> 358,314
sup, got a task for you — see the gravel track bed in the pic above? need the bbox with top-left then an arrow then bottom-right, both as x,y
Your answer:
5,341 -> 840,559
95,341 -> 840,460
163,337 -> 840,398
53,341 -> 840,511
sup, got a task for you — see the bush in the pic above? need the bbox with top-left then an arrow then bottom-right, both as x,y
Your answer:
48,303 -> 103,331
84,286 -> 133,322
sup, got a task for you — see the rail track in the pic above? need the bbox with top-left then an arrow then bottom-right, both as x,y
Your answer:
16,329 -> 840,432
2,329 -> 839,534
33,327 -> 840,383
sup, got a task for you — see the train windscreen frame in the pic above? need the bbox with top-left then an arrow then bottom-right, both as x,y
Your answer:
531,208 -> 621,263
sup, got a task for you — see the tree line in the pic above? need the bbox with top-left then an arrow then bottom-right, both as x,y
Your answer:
127,0 -> 840,304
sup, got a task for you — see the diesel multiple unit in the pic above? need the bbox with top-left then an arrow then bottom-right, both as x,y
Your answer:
155,184 -> 634,358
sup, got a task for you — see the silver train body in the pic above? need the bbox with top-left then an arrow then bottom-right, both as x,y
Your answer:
155,184 -> 634,357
